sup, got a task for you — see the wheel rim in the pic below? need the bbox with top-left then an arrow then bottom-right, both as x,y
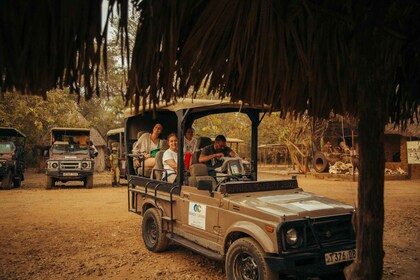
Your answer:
145,217 -> 158,245
234,252 -> 259,280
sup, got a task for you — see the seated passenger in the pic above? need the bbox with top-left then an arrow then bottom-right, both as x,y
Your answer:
184,127 -> 197,153
199,134 -> 237,177
132,123 -> 164,170
162,133 -> 178,183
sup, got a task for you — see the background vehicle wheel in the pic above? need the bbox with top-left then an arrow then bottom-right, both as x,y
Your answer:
45,176 -> 54,190
85,175 -> 93,189
142,208 -> 169,252
1,171 -> 13,190
13,176 -> 21,188
312,151 -> 329,173
226,237 -> 277,280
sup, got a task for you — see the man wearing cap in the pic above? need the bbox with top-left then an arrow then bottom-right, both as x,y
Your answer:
109,147 -> 120,187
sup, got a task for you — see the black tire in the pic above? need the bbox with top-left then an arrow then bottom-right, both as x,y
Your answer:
142,208 -> 169,252
85,175 -> 93,189
13,176 -> 21,188
45,176 -> 54,190
226,237 -> 277,280
312,151 -> 329,173
1,171 -> 12,190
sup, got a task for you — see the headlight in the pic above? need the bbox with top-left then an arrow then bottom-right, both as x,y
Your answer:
286,228 -> 299,246
48,161 -> 59,169
82,161 -> 91,169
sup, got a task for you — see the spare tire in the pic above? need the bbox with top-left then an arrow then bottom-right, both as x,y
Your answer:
312,152 -> 329,173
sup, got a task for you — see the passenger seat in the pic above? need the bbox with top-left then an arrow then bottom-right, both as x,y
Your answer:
188,163 -> 216,190
191,137 -> 212,164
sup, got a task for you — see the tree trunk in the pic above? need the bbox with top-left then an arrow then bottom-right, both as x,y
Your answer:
346,96 -> 385,279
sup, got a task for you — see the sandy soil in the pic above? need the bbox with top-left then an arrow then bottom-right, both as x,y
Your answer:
0,170 -> 418,279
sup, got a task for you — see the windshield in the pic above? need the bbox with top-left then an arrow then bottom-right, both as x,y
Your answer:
52,144 -> 89,155
0,142 -> 13,154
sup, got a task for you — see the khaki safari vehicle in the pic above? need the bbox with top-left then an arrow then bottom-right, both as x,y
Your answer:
126,100 -> 356,279
106,127 -> 128,178
45,127 -> 94,189
0,127 -> 26,189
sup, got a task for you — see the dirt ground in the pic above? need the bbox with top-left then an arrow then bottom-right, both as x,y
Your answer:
0,170 -> 419,280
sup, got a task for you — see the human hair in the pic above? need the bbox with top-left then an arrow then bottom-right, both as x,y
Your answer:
184,127 -> 194,135
215,135 -> 226,142
167,133 -> 177,141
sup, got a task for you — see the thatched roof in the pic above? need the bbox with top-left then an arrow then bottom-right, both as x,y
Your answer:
385,123 -> 420,138
1,0 -> 419,124
126,0 -> 420,124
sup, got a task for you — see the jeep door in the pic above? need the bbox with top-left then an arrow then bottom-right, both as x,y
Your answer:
179,186 -> 221,249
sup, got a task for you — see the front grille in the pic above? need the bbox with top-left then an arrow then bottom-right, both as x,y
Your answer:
278,214 -> 355,253
60,161 -> 81,170
306,216 -> 354,247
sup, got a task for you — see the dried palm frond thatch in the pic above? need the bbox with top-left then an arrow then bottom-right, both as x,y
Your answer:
127,0 -> 419,124
0,0 -> 105,100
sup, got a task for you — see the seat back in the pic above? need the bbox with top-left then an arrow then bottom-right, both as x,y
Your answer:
151,150 -> 166,180
191,137 -> 213,164
188,163 -> 216,190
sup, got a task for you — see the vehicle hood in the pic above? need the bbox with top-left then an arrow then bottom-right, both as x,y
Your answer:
225,190 -> 354,221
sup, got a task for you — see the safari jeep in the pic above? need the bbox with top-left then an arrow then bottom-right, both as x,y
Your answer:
45,127 -> 94,189
126,100 -> 356,279
0,127 -> 26,189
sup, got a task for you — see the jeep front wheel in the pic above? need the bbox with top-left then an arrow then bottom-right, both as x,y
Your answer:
45,176 -> 55,190
1,171 -> 12,189
142,208 -> 169,252
85,175 -> 93,189
226,237 -> 277,280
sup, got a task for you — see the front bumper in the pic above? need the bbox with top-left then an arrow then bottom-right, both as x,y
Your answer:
46,170 -> 93,181
265,243 -> 355,276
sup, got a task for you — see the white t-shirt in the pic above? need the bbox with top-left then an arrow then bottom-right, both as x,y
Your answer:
162,149 -> 178,178
184,137 -> 197,153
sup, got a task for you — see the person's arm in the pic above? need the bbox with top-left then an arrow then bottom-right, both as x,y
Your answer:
164,159 -> 177,172
109,155 -> 114,171
199,151 -> 224,163
228,149 -> 237,158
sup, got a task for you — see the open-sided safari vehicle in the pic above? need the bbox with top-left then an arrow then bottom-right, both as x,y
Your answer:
126,100 -> 356,279
0,127 -> 26,189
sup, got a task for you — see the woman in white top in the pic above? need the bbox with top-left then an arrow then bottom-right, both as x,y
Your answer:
132,123 -> 163,169
162,133 -> 178,183
183,127 -> 197,153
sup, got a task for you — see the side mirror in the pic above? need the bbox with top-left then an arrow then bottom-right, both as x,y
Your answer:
197,179 -> 213,192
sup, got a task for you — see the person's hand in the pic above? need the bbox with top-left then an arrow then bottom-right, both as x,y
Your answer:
134,159 -> 140,167
215,153 -> 224,158
144,154 -> 151,159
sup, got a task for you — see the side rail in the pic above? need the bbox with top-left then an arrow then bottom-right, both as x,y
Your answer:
127,176 -> 180,215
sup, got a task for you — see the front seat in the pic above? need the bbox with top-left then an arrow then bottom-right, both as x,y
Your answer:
188,163 -> 216,190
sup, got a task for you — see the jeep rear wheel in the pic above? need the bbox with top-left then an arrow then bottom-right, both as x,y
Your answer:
142,208 -> 169,252
45,176 -> 55,190
1,171 -> 12,190
226,238 -> 277,280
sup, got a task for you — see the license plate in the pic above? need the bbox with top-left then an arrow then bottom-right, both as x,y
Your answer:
325,249 -> 356,265
63,172 -> 78,176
